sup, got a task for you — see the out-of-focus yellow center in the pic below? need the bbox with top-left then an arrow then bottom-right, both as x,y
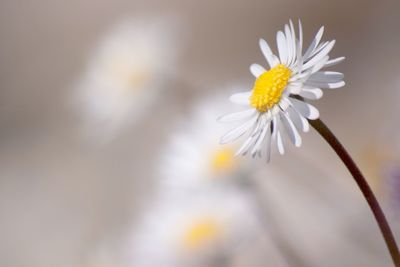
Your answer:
182,218 -> 220,250
210,147 -> 236,174
250,64 -> 291,112
108,54 -> 151,90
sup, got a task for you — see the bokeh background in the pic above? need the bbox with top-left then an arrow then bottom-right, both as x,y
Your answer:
1,0 -> 400,266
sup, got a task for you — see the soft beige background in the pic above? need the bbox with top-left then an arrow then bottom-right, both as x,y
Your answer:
0,0 -> 400,266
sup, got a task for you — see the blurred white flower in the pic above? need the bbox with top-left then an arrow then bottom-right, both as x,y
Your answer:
158,92 -> 257,191
126,188 -> 261,267
76,17 -> 180,141
219,20 -> 344,161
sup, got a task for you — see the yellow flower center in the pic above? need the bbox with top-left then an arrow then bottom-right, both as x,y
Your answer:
210,147 -> 236,174
110,60 -> 151,89
250,64 -> 292,112
182,218 -> 220,250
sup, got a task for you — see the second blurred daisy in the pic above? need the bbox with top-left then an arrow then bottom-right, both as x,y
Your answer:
76,17 -> 180,141
158,92 -> 257,191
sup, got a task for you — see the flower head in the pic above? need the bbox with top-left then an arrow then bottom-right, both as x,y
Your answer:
76,17 -> 179,141
159,93 -> 255,191
219,20 -> 344,161
127,188 -> 261,267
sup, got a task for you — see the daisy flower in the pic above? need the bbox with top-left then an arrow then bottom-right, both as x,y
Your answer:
76,17 -> 179,141
126,188 -> 261,267
219,20 -> 345,161
158,92 -> 255,191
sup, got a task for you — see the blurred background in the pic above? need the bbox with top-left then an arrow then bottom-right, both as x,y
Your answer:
1,0 -> 400,266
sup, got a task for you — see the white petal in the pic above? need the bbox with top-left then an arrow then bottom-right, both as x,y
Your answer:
262,125 -> 272,162
310,41 -> 329,58
292,66 -> 314,81
259,38 -> 275,68
329,81 -> 345,88
286,83 -> 303,94
235,135 -> 256,156
289,20 -> 297,63
299,87 -> 323,100
272,117 -> 285,155
250,115 -> 264,137
281,112 -> 302,147
285,24 -> 293,66
229,92 -> 251,105
271,54 -> 281,66
299,115 -> 310,132
277,31 -> 288,64
277,130 -> 285,155
289,98 -> 319,120
250,63 -> 266,77
303,26 -> 324,60
297,20 -> 303,58
305,80 -> 345,89
287,106 -> 309,132
324,57 -> 345,68
251,121 -> 269,157
302,40 -> 335,70
309,56 -> 329,74
218,109 -> 255,122
220,116 -> 257,144
245,114 -> 267,156
309,71 -> 344,83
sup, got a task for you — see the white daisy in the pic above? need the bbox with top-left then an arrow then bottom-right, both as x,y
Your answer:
219,20 -> 345,161
158,92 -> 255,191
76,17 -> 179,141
126,188 -> 261,267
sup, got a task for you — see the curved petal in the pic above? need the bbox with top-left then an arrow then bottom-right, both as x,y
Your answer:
285,24 -> 294,66
277,129 -> 285,155
289,20 -> 297,64
281,112 -> 302,147
309,56 -> 329,74
309,41 -> 329,58
229,92 -> 251,105
235,135 -> 256,156
286,83 -> 303,94
218,109 -> 255,123
309,71 -> 344,83
299,87 -> 323,100
324,57 -> 345,68
302,40 -> 335,70
295,20 -> 303,73
220,115 -> 258,144
305,80 -> 345,89
277,31 -> 288,64
259,38 -> 275,68
289,97 -> 320,120
287,106 -> 310,132
303,26 -> 324,60
251,121 -> 270,157
250,63 -> 266,77
262,124 -> 272,162
297,20 -> 303,64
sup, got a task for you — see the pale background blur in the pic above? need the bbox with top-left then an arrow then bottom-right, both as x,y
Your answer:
1,0 -> 400,267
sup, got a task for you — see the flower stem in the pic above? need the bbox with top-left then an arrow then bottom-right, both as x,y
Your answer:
310,118 -> 400,267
